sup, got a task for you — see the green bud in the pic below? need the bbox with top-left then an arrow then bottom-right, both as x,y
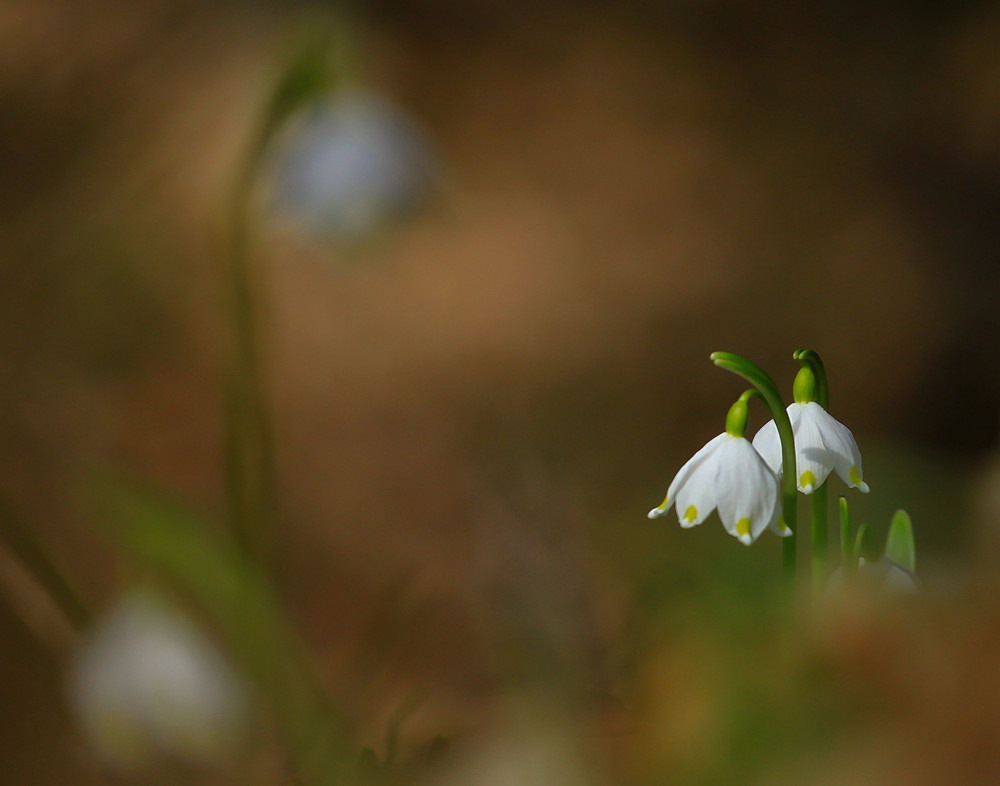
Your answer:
793,365 -> 817,404
793,349 -> 829,408
725,389 -> 760,437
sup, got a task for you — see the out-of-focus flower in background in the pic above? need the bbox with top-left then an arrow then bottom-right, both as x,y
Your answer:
266,90 -> 437,242
827,557 -> 919,595
427,715 -> 597,786
68,589 -> 250,772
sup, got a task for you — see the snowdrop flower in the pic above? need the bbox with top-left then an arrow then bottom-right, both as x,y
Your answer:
752,366 -> 869,494
269,90 -> 436,241
69,590 -> 250,771
648,392 -> 787,545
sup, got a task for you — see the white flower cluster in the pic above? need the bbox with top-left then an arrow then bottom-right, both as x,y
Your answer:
649,400 -> 867,546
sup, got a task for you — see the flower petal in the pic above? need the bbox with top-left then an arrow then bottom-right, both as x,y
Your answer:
674,436 -> 728,527
880,560 -> 919,592
794,402 -> 835,493
768,510 -> 792,538
750,418 -> 782,475
811,405 -> 869,492
648,433 -> 727,519
715,437 -> 780,545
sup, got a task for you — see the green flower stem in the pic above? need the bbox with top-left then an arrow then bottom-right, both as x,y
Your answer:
811,485 -> 828,597
795,350 -> 830,597
710,352 -> 797,586
839,496 -> 853,577
0,499 -> 92,634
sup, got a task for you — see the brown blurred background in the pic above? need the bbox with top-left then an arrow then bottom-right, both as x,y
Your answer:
3,0 -> 1000,782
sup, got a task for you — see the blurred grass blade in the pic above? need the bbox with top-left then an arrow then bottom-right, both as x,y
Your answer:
0,498 -> 92,634
96,476 -> 352,784
884,509 -> 916,572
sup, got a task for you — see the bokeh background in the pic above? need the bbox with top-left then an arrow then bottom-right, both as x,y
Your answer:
3,0 -> 1000,783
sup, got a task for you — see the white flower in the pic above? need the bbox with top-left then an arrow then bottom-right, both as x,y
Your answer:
827,558 -> 919,595
269,90 -> 436,241
69,590 -> 250,771
648,433 -> 786,545
752,401 -> 869,494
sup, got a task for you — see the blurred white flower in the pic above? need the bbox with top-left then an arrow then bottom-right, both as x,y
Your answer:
428,713 -> 596,786
268,90 -> 436,241
69,590 -> 250,771
648,433 -> 786,545
752,401 -> 869,494
827,558 -> 919,594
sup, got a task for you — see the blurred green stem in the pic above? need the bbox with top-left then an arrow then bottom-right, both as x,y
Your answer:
810,486 -> 828,598
710,352 -> 797,587
221,31 -> 345,566
0,500 -> 92,634
222,144 -> 275,566
839,496 -> 853,576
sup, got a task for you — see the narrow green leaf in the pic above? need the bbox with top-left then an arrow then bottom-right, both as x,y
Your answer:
853,523 -> 879,564
885,510 -> 916,572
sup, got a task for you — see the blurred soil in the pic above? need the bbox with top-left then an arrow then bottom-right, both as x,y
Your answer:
2,0 -> 1000,782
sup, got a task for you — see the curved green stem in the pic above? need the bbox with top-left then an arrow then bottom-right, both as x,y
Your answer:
710,352 -> 797,586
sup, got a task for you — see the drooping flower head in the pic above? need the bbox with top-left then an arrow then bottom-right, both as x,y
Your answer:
752,364 -> 869,495
269,90 -> 436,242
648,391 -> 787,545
